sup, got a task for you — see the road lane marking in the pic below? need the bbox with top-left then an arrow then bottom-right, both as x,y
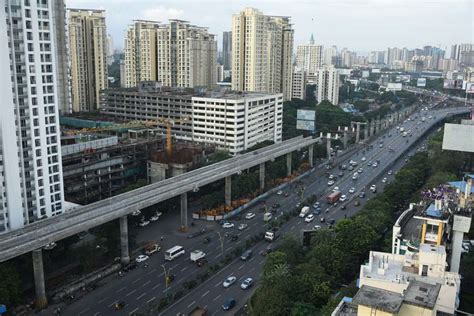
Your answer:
93,313 -> 101,316
201,290 -> 210,297
98,296 -> 109,303
214,253 -> 222,259
181,266 -> 188,272
170,263 -> 179,270
116,286 -> 127,293
132,277 -> 142,284
126,289 -> 137,296
236,240 -> 242,245
136,292 -> 147,300
214,281 -> 221,288
162,286 -> 172,293
142,280 -> 151,287
238,263 -> 245,270
108,300 -> 118,307
187,300 -> 196,308
129,308 -> 138,315
213,294 -> 222,301
147,268 -> 157,275
146,296 -> 156,304
78,308 -> 90,315
152,283 -> 161,290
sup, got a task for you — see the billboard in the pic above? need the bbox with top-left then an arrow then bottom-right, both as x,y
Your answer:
386,83 -> 403,91
296,109 -> 316,132
443,79 -> 464,89
417,78 -> 427,87
372,68 -> 381,73
362,71 -> 370,78
466,82 -> 474,94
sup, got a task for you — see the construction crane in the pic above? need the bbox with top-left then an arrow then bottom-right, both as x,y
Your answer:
64,116 -> 191,156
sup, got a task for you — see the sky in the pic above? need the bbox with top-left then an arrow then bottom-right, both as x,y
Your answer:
66,0 -> 473,53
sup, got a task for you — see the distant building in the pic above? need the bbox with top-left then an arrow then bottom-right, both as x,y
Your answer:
323,46 -> 337,66
296,34 -> 323,73
316,65 -> 339,105
292,67 -> 307,100
222,31 -> 232,70
107,34 -> 115,65
231,8 -> 294,100
216,64 -> 224,82
68,9 -> 108,112
101,83 -> 283,155
451,43 -> 473,60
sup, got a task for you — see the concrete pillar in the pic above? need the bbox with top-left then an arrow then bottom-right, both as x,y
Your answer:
308,144 -> 314,167
32,249 -> 47,308
286,152 -> 292,177
326,133 -> 332,160
225,176 -> 231,207
259,163 -> 265,190
343,130 -> 348,149
364,123 -> 369,140
119,216 -> 130,265
180,192 -> 188,229
355,123 -> 360,144
370,120 -> 375,136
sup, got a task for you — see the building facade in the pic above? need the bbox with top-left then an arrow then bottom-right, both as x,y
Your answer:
156,20 -> 217,89
222,31 -> 232,70
68,9 -> 108,112
1,0 -> 65,233
292,67 -> 307,100
296,38 -> 323,74
316,65 -> 339,105
101,84 -> 283,155
231,7 -> 294,100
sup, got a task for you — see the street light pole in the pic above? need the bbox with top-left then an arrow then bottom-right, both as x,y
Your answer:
161,264 -> 169,297
217,232 -> 225,254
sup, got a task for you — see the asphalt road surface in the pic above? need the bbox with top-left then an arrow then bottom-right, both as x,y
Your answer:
50,105 -> 464,316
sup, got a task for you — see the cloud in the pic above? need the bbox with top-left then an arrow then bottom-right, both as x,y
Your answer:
141,6 -> 185,22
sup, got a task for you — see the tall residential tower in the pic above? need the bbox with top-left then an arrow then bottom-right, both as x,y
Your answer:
1,0 -> 65,233
296,34 -> 323,74
316,65 -> 339,105
68,9 -> 108,112
222,31 -> 232,70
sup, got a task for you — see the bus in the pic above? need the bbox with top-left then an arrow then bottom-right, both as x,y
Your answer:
164,246 -> 185,261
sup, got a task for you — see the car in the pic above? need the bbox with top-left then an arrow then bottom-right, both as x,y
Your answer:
379,144 -> 383,148
245,213 -> 256,220
277,190 -> 283,195
260,244 -> 274,256
372,162 -> 378,168
284,192 -> 289,197
333,186 -> 339,192
43,242 -> 57,250
329,219 -> 336,225
359,191 -> 366,198
149,215 -> 160,222
240,249 -> 253,261
240,278 -> 254,289
338,171 -> 344,177
349,187 -> 355,194
135,255 -> 149,263
139,220 -> 150,227
222,222 -> 234,229
328,174 -> 334,180
113,301 -> 126,311
361,157 -> 366,161
370,184 -> 377,192
339,195 -> 347,202
367,161 -> 372,167
223,276 -> 237,288
327,180 -> 335,186
388,170 -> 393,175
320,217 -> 325,223
382,177 -> 387,183
313,202 -> 320,208
132,210 -> 141,216
314,207 -> 322,215
358,168 -> 363,173
222,298 -> 236,311
341,204 -> 347,210
314,225 -> 321,230
305,214 -> 315,223
348,165 -> 354,171
238,223 -> 248,231
229,235 -> 238,242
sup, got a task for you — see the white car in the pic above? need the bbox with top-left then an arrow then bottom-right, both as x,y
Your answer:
333,186 -> 339,192
238,223 -> 248,231
382,177 -> 387,183
245,213 -> 256,220
305,214 -> 315,223
222,222 -> 234,229
139,220 -> 150,227
327,180 -> 335,186
223,276 -> 237,288
339,195 -> 347,202
387,170 -> 393,175
135,255 -> 149,263
358,168 -> 363,174
313,225 -> 321,230
132,210 -> 141,216
240,277 -> 254,289
361,157 -> 366,162
349,187 -> 355,194
277,190 -> 283,195
149,215 -> 160,222
372,162 -> 378,168
43,242 -> 57,250
370,184 -> 377,192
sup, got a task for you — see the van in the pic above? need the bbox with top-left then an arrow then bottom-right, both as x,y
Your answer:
240,249 -> 253,261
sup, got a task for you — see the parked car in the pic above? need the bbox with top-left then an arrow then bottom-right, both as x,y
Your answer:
139,220 -> 150,227
245,213 -> 256,220
238,223 -> 248,231
327,180 -> 335,186
339,195 -> 347,202
277,190 -> 283,195
132,210 -> 141,216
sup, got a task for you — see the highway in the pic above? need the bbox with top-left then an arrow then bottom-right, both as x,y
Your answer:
46,105 -> 468,316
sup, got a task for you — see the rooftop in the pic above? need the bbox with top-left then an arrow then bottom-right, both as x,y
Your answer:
404,280 -> 440,310
352,285 -> 403,314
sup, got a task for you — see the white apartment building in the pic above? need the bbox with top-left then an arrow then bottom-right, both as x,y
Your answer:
296,35 -> 323,74
156,20 -> 217,89
316,65 -> 339,105
1,0 -> 65,233
231,7 -> 294,101
323,45 -> 337,66
292,67 -> 307,100
101,83 -> 282,155
68,9 -> 108,112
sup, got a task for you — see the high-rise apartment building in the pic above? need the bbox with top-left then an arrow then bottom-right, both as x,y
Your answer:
156,20 -> 217,89
316,65 -> 339,105
323,45 -> 337,66
292,67 -> 307,100
231,7 -> 294,101
68,9 -> 108,112
296,35 -> 323,74
106,34 -> 114,65
222,31 -> 232,70
1,0 -> 65,233
123,20 -> 159,88
451,43 -> 473,60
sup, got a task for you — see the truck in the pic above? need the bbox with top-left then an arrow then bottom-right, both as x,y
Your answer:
299,206 -> 310,218
188,306 -> 208,316
326,191 -> 342,204
263,212 -> 273,222
144,242 -> 161,255
190,250 -> 206,262
265,231 -> 278,241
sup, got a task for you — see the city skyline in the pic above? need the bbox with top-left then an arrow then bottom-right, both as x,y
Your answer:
66,0 -> 473,52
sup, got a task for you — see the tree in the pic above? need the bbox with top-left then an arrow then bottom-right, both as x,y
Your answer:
0,263 -> 21,307
290,302 -> 318,316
